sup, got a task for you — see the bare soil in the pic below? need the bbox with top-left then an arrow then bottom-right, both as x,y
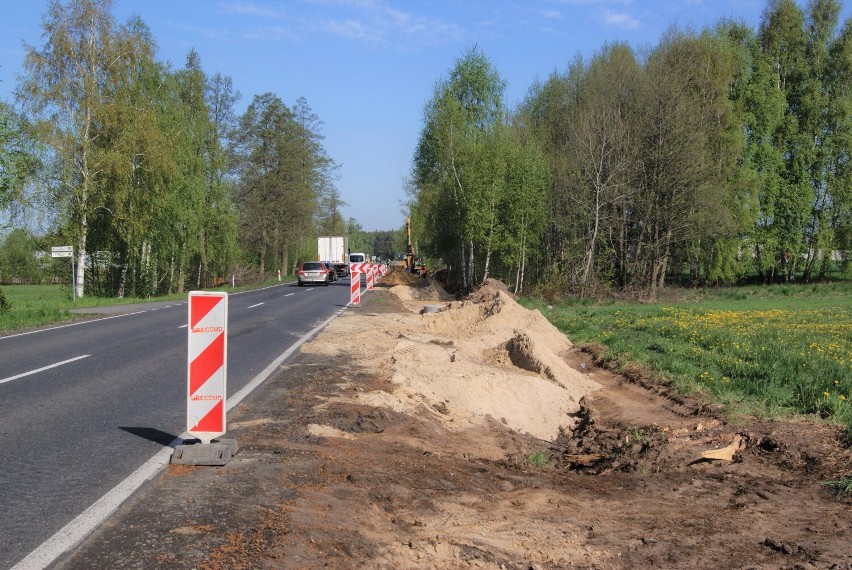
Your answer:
57,274 -> 852,569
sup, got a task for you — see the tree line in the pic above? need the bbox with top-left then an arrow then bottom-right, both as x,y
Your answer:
0,0 -> 343,298
409,0 -> 852,296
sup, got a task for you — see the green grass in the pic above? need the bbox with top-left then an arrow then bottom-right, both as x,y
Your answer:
0,276 -> 294,333
523,283 -> 852,430
821,474 -> 852,497
526,450 -> 550,467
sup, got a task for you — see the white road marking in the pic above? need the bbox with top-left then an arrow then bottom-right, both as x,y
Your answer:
11,306 -> 349,570
284,293 -> 295,297
0,312 -> 147,340
178,324 -> 188,329
0,355 -> 91,386
247,302 -> 265,309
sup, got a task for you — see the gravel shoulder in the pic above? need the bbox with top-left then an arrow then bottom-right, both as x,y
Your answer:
54,281 -> 852,569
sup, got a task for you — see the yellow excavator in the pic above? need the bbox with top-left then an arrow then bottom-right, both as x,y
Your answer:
404,217 -> 427,277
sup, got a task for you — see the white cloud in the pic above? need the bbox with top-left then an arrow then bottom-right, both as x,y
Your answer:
218,1 -> 286,19
601,9 -> 640,29
241,25 -> 300,42
320,18 -> 382,41
215,0 -> 464,48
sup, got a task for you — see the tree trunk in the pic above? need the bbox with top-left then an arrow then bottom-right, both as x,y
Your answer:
468,240 -> 475,289
459,238 -> 468,291
168,254 -> 175,294
515,219 -> 528,295
177,246 -> 185,294
117,258 -> 127,299
282,244 -> 289,278
481,188 -> 497,285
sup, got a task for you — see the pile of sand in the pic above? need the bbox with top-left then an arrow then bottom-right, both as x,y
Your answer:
302,287 -> 599,443
376,267 -> 420,286
388,281 -> 454,303
467,278 -> 517,302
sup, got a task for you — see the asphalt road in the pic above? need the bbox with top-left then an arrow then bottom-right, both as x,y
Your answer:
0,279 -> 351,569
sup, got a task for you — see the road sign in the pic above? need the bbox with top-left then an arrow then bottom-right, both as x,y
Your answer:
51,245 -> 73,258
187,291 -> 228,444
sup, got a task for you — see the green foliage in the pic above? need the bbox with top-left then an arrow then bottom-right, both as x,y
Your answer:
526,450 -> 550,467
0,228 -> 42,284
524,283 -> 852,430
0,286 -> 10,312
10,1 -> 339,297
0,101 -> 37,214
627,427 -> 648,444
410,45 -> 547,292
233,93 -> 336,278
821,474 -> 852,497
511,3 -> 852,294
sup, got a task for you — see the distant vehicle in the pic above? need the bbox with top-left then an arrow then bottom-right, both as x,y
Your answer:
322,261 -> 337,282
297,261 -> 331,286
349,252 -> 367,264
318,236 -> 349,277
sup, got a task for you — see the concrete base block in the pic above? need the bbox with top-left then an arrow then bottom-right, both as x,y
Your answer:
170,438 -> 239,466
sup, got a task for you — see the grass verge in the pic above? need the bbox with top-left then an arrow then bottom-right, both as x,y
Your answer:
522,283 -> 852,430
0,277 -> 293,333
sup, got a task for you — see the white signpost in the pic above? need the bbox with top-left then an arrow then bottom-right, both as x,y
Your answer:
50,245 -> 73,258
51,246 -> 75,300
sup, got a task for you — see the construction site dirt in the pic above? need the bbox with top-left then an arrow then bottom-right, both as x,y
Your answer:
56,276 -> 851,569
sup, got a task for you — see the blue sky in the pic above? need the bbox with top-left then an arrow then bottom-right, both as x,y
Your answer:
2,0 -> 850,231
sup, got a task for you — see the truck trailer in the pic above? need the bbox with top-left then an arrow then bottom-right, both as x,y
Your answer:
317,236 -> 349,277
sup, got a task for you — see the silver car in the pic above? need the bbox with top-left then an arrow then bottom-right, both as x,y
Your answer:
297,261 -> 331,286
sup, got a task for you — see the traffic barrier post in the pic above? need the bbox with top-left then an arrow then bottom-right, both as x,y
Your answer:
350,263 -> 361,305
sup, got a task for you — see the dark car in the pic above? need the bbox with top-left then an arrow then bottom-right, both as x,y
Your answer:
297,261 -> 331,286
322,261 -> 337,282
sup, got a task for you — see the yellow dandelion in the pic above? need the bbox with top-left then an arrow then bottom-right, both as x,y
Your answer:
823,391 -> 830,397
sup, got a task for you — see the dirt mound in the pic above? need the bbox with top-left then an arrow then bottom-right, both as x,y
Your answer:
388,280 -> 453,303
376,266 -> 420,286
305,288 -> 598,441
468,277 -> 516,302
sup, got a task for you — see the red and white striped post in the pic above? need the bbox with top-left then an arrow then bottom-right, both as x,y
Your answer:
187,291 -> 228,444
366,263 -> 375,290
350,263 -> 361,305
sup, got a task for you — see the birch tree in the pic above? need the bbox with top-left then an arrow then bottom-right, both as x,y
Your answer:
412,46 -> 506,291
18,0 -> 148,297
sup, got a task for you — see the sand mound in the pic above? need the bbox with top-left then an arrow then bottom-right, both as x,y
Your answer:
468,278 -> 516,302
388,280 -> 453,303
377,267 -> 420,286
302,288 -> 599,443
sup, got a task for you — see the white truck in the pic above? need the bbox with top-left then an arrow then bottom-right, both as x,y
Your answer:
317,236 -> 349,277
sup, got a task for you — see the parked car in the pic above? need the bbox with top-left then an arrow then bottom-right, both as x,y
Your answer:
297,261 -> 331,286
322,261 -> 337,282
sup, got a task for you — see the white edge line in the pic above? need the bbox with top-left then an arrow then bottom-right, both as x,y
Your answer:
0,355 -> 90,386
11,305 -> 349,570
229,307 -> 346,411
1,283 -> 296,341
0,311 -> 147,340
247,302 -> 264,309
